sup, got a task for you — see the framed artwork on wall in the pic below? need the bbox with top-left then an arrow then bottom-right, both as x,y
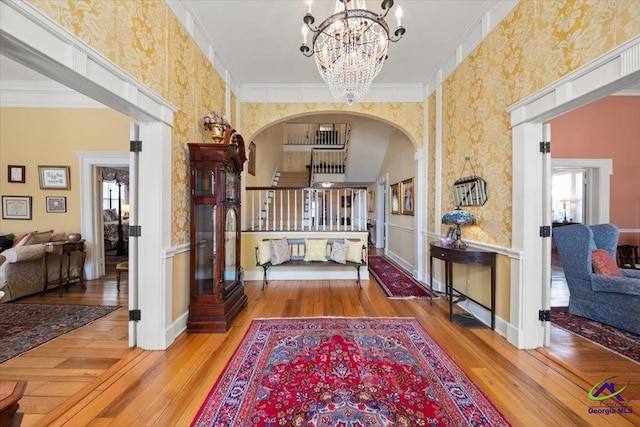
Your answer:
401,177 -> 414,215
46,196 -> 67,213
368,190 -> 375,213
39,165 -> 70,190
248,141 -> 256,176
390,183 -> 400,214
8,165 -> 25,183
2,196 -> 32,220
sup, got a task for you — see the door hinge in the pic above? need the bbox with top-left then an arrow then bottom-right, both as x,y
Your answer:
129,225 -> 141,237
538,309 -> 551,322
130,140 -> 142,153
129,309 -> 141,322
539,225 -> 551,237
540,141 -> 550,154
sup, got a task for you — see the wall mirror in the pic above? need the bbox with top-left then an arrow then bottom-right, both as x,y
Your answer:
452,176 -> 488,207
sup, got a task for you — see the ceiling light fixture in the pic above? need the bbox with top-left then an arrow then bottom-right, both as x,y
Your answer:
300,0 -> 406,105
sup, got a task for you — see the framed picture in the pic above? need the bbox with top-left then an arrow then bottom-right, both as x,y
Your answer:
2,196 -> 32,220
46,196 -> 67,213
341,195 -> 352,208
390,183 -> 400,214
39,166 -> 70,190
8,165 -> 25,183
401,177 -> 414,215
248,141 -> 256,176
368,190 -> 375,213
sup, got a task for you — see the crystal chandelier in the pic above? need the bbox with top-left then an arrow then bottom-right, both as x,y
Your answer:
300,0 -> 406,105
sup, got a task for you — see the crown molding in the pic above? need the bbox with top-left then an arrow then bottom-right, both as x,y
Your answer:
239,83 -> 426,103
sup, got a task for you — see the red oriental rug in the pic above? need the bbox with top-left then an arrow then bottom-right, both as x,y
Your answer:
550,307 -> 640,363
192,317 -> 511,426
368,255 -> 434,298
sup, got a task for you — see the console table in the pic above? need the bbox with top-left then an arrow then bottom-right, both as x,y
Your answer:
429,242 -> 497,329
43,240 -> 86,297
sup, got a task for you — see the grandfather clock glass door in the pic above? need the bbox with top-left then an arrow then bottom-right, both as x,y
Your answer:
194,204 -> 216,296
187,136 -> 248,333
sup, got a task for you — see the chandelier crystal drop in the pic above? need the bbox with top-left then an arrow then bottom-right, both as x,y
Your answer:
300,0 -> 405,105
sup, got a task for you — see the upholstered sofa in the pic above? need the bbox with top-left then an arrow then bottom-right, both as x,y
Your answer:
0,230 -> 85,302
553,223 -> 640,335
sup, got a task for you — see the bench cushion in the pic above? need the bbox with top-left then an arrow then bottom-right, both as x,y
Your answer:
303,239 -> 328,262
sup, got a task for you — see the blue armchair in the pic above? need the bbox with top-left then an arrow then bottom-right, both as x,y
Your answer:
553,223 -> 640,335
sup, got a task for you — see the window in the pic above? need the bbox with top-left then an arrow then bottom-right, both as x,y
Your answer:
552,171 -> 584,223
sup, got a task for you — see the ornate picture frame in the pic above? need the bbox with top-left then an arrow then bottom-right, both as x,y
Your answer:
39,165 -> 70,190
390,183 -> 400,214
248,141 -> 256,176
401,177 -> 414,215
2,196 -> 32,220
8,165 -> 25,183
46,196 -> 67,213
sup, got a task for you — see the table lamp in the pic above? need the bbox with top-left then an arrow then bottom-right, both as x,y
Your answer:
442,207 -> 476,249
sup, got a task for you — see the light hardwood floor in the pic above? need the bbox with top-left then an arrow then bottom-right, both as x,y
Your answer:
1,258 -> 639,426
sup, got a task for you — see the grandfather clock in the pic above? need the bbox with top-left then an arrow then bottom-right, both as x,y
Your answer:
187,129 -> 248,332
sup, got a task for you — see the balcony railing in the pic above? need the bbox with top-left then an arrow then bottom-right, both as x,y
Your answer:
245,187 -> 368,232
285,123 -> 350,147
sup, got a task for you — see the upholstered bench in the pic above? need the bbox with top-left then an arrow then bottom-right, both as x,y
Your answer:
255,237 -> 367,290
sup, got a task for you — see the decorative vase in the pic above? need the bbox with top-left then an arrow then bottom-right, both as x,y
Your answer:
210,123 -> 225,143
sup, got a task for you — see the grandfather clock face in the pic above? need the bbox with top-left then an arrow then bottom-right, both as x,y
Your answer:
225,162 -> 237,201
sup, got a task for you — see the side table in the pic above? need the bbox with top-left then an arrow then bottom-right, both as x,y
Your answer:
43,240 -> 86,297
429,242 -> 497,329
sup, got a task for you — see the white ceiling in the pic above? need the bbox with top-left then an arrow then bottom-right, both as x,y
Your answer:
182,0 -> 495,87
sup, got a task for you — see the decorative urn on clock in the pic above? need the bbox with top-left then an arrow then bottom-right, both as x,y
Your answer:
187,128 -> 248,332
203,111 -> 230,143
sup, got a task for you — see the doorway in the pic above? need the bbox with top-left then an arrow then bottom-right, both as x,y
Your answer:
508,38 -> 640,348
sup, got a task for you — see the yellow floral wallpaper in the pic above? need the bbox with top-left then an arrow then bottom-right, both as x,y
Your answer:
440,0 -> 640,248
28,0 -> 640,251
29,0 -> 227,246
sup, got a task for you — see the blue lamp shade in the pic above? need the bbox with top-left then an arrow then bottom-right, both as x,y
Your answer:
442,208 -> 476,226
442,208 -> 476,249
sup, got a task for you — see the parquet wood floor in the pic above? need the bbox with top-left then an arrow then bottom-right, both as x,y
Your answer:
0,253 -> 638,426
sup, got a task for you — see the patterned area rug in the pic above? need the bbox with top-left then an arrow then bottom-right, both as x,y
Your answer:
0,303 -> 121,364
192,317 -> 511,426
551,307 -> 640,363
368,255 -> 434,298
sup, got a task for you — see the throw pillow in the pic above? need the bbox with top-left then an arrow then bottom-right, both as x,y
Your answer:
23,230 -> 53,245
270,238 -> 291,266
329,242 -> 347,264
592,249 -> 623,277
257,240 -> 271,265
345,240 -> 363,263
50,232 -> 67,242
304,239 -> 328,262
